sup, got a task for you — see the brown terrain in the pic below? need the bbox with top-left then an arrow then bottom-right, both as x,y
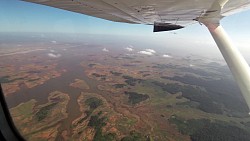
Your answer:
1,41 -> 250,141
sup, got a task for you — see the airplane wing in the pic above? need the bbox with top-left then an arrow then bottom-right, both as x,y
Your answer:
24,0 -> 250,28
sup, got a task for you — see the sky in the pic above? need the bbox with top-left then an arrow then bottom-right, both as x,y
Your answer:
0,0 -> 250,59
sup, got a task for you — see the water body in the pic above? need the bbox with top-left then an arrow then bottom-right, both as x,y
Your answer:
5,55 -> 103,139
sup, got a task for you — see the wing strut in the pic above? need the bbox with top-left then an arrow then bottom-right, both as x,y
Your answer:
202,21 -> 250,114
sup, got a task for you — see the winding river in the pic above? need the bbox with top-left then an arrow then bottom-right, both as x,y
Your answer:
5,55 -> 106,139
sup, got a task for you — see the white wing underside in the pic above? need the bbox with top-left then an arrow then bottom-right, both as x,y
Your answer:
24,0 -> 250,27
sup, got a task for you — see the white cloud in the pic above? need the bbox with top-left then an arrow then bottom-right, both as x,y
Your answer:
48,53 -> 61,58
145,49 -> 156,54
137,48 -> 156,56
138,51 -> 154,55
162,54 -> 172,58
50,49 -> 55,52
125,47 -> 133,52
51,40 -> 57,44
125,53 -> 134,56
189,64 -> 194,67
102,48 -> 109,52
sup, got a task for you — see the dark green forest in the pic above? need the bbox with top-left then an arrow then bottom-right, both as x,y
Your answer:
169,116 -> 250,141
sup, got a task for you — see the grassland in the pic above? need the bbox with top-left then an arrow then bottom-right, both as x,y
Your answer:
10,91 -> 69,141
81,53 -> 250,141
70,79 -> 90,90
4,42 -> 250,141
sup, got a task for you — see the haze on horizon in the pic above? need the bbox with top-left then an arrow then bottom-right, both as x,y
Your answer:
1,0 -> 250,61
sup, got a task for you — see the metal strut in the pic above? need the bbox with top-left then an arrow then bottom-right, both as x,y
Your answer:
203,21 -> 250,114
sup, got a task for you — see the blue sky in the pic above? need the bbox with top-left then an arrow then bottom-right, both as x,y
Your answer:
0,0 -> 153,35
1,0 -> 250,36
1,0 -> 250,59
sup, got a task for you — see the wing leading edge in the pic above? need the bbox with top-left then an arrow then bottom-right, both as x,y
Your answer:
24,0 -> 250,29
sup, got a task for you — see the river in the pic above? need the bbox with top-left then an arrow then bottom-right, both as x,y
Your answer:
5,54 -> 104,139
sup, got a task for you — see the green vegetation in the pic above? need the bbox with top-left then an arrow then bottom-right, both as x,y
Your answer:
76,97 -> 103,125
92,73 -> 106,80
152,80 -> 249,115
165,75 -> 249,116
121,131 -> 147,141
169,116 -> 210,135
110,71 -> 122,76
92,73 -> 106,78
142,74 -> 150,77
122,75 -> 142,86
27,70 -> 41,74
88,112 -> 116,141
0,76 -> 10,83
125,91 -> 149,105
34,102 -> 57,121
85,97 -> 103,110
153,63 -> 212,77
244,121 -> 250,127
28,78 -> 40,82
191,123 -> 250,141
10,99 -> 36,119
88,113 -> 106,130
152,64 -> 175,69
152,82 -> 181,94
153,81 -> 223,114
77,117 -> 87,125
88,63 -> 96,67
169,116 -> 250,141
179,67 -> 212,77
113,84 -> 126,88
116,117 -> 137,134
0,76 -> 24,83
